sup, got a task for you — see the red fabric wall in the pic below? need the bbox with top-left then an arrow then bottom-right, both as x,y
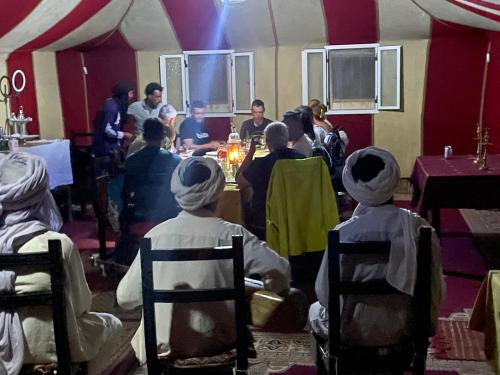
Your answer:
322,0 -> 378,154
56,50 -> 88,136
423,21 -> 488,155
482,32 -> 500,153
0,0 -> 40,39
6,52 -> 39,135
56,31 -> 138,136
79,32 -> 137,132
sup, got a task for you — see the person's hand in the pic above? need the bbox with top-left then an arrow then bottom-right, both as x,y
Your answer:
248,138 -> 258,155
209,141 -> 221,150
122,132 -> 133,140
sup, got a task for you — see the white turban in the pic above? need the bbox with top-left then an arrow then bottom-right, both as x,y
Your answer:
0,152 -> 62,252
342,147 -> 400,207
0,152 -> 64,374
171,157 -> 225,211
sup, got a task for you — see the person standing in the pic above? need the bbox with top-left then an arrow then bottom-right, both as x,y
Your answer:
127,82 -> 164,136
239,99 -> 273,139
93,81 -> 134,157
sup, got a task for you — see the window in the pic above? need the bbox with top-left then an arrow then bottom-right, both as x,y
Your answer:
302,44 -> 401,114
160,50 -> 254,117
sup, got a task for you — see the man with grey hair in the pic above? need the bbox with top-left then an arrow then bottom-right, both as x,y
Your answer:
237,121 -> 305,239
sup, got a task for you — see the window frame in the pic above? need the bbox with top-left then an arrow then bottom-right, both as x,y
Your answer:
302,43 -> 401,115
184,49 -> 235,118
301,48 -> 327,105
232,52 -> 255,114
377,45 -> 401,110
325,43 -> 379,115
159,54 -> 188,115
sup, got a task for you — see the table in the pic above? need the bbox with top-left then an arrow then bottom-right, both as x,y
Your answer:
410,155 -> 500,235
216,184 -> 244,225
13,139 -> 73,190
470,271 -> 500,373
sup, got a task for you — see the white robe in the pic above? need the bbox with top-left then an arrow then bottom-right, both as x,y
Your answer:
16,231 -> 122,371
117,210 -> 291,364
309,204 -> 445,346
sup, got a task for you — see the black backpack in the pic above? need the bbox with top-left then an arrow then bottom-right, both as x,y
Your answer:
313,128 -> 346,192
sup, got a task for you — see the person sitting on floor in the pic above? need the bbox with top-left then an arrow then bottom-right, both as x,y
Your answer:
118,118 -> 181,264
309,147 -> 445,346
117,157 -> 291,364
0,152 -> 122,374
283,110 -> 314,157
236,122 -> 304,239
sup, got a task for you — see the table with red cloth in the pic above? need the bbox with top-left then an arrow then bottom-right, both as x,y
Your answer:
410,155 -> 500,235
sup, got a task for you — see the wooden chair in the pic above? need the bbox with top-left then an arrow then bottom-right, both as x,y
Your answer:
0,240 -> 86,375
71,131 -> 94,153
140,235 -> 249,375
315,227 -> 433,375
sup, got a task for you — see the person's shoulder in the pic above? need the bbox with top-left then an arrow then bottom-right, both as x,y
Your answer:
241,118 -> 253,126
263,118 -> 273,125
128,101 -> 141,110
103,97 -> 117,109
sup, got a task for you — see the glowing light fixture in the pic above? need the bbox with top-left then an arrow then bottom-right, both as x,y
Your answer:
220,0 -> 246,4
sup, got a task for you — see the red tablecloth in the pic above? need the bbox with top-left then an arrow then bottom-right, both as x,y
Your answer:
410,155 -> 500,216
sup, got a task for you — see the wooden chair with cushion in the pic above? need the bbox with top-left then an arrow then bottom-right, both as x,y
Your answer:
314,226 -> 433,375
0,240 -> 87,375
140,235 -> 250,374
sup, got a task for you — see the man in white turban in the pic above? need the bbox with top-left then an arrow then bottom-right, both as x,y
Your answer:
117,157 -> 291,364
309,147 -> 445,346
0,153 -> 122,374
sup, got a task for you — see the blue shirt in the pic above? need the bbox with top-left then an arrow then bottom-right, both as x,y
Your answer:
122,146 -> 181,223
178,117 -> 210,145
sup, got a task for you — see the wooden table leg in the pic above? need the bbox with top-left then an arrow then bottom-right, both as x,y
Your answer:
432,207 -> 441,237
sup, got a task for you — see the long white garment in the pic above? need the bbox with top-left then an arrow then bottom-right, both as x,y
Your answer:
309,205 -> 445,346
117,210 -> 291,364
15,231 -> 122,369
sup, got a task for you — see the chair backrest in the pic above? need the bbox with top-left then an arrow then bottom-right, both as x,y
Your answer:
0,240 -> 71,373
71,131 -> 94,153
140,235 -> 248,374
327,227 -> 433,366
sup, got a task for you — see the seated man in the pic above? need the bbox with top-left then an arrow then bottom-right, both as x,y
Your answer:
309,147 -> 445,346
117,157 -> 291,364
239,99 -> 273,139
178,100 -> 219,151
236,122 -> 304,239
0,152 -> 122,374
283,110 -> 314,157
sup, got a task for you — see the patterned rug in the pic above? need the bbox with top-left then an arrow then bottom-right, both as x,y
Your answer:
430,314 -> 486,361
249,331 -> 314,375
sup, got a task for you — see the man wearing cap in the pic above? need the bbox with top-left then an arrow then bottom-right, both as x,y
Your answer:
117,157 -> 291,364
309,147 -> 445,346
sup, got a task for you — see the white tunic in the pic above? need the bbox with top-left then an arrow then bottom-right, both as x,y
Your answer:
309,204 -> 445,346
16,231 -> 122,367
116,210 -> 291,364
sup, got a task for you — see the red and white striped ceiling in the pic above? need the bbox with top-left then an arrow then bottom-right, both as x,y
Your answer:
1,0 -> 500,55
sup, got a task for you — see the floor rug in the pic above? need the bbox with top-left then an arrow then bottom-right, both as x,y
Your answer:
430,315 -> 486,361
249,331 -> 314,375
91,291 -> 141,375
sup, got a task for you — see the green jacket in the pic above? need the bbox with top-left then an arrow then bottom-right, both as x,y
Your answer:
266,157 -> 339,257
